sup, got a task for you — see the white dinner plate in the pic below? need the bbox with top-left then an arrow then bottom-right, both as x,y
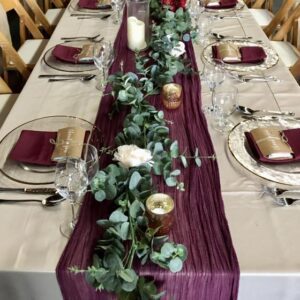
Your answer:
228,118 -> 300,188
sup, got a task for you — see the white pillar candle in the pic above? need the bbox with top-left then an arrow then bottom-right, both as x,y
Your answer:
127,16 -> 147,51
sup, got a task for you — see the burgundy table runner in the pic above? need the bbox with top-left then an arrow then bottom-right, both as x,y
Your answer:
56,13 -> 239,300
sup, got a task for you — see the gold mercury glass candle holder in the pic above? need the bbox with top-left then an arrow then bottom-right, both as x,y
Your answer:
146,193 -> 175,236
161,83 -> 182,110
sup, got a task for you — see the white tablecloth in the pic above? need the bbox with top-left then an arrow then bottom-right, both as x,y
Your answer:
0,2 -> 300,300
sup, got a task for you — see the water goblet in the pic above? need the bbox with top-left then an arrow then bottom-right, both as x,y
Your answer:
197,15 -> 212,46
202,63 -> 226,114
188,0 -> 205,25
93,41 -> 114,91
55,144 -> 99,238
111,0 -> 124,24
212,84 -> 238,133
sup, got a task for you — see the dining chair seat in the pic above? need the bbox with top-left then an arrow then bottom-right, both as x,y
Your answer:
0,93 -> 18,127
249,8 -> 274,27
45,8 -> 64,26
270,41 -> 300,68
17,39 -> 48,66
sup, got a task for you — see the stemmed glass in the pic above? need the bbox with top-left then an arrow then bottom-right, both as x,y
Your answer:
202,63 -> 226,114
213,84 -> 238,133
197,15 -> 212,46
93,41 -> 114,91
111,0 -> 124,24
55,144 -> 99,238
188,0 -> 205,25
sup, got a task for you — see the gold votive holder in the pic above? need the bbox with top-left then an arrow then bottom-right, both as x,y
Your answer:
161,83 -> 182,110
146,193 -> 175,236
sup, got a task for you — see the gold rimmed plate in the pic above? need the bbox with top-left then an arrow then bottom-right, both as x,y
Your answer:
202,40 -> 279,73
228,118 -> 300,188
0,116 -> 101,185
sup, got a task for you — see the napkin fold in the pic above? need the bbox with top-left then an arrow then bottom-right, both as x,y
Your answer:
9,130 -> 57,166
78,0 -> 111,9
205,0 -> 237,9
212,45 -> 267,64
52,45 -> 94,64
245,128 -> 300,164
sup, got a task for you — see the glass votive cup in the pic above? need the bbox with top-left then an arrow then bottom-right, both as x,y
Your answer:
146,193 -> 175,236
161,83 -> 183,110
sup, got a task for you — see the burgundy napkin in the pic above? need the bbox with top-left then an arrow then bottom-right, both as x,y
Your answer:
78,0 -> 98,9
212,45 -> 267,64
52,45 -> 82,64
245,128 -> 300,164
205,0 -> 237,9
78,0 -> 111,9
9,130 -> 57,166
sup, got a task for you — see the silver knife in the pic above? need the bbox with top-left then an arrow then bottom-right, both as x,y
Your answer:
39,74 -> 94,78
0,187 -> 56,194
242,115 -> 300,121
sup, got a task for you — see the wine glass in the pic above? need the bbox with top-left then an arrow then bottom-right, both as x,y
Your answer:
111,0 -> 124,24
55,144 -> 99,238
188,0 -> 205,25
197,15 -> 212,46
93,41 -> 114,91
212,84 -> 238,133
202,63 -> 226,114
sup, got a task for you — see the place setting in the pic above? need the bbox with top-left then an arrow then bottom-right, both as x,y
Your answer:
40,38 -> 114,87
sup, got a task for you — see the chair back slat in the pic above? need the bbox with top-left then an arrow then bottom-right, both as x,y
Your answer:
0,76 -> 12,94
0,31 -> 30,80
0,0 -> 43,43
24,0 -> 52,35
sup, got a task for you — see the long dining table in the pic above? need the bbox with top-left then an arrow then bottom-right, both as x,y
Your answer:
0,1 -> 300,300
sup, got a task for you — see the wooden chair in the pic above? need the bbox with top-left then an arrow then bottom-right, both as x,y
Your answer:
0,77 -> 19,128
24,0 -> 64,36
0,32 -> 31,79
0,0 -> 44,44
44,0 -> 66,11
249,0 -> 293,28
290,58 -> 300,83
268,4 -> 300,69
0,1 -> 48,68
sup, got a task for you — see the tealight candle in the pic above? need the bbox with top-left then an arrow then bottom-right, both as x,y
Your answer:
146,193 -> 174,236
161,83 -> 183,110
127,16 -> 147,51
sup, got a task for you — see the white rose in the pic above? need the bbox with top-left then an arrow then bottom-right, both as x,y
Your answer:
170,41 -> 186,57
114,145 -> 153,168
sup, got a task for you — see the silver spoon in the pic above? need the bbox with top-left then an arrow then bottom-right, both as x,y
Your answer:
0,193 -> 66,207
48,74 -> 96,82
236,105 -> 295,116
61,33 -> 101,41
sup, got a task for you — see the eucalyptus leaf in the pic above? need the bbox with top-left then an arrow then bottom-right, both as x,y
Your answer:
165,176 -> 177,187
160,242 -> 175,258
180,155 -> 188,168
95,190 -> 106,202
195,157 -> 202,167
129,171 -> 142,190
109,210 -> 128,223
168,257 -> 183,273
120,222 -> 129,240
130,199 -> 142,218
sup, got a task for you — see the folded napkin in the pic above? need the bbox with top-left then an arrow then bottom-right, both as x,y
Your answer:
52,45 -> 94,64
78,0 -> 111,9
245,127 -> 300,164
212,44 -> 267,64
205,0 -> 237,9
9,130 -> 57,166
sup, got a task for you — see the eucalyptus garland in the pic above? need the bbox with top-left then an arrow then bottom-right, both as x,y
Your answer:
71,2 -> 203,299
